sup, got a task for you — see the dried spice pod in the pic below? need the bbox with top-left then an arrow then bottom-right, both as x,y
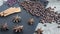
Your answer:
36,28 -> 43,34
1,23 -> 8,31
13,25 -> 23,32
28,18 -> 34,25
12,15 -> 21,23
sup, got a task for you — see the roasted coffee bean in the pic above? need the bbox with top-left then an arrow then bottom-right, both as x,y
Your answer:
44,24 -> 47,27
57,26 -> 60,28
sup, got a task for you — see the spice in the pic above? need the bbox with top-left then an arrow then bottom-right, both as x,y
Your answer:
28,18 -> 34,25
12,15 -> 21,23
13,25 -> 23,32
1,23 -> 8,31
37,28 -> 43,34
0,7 -> 21,17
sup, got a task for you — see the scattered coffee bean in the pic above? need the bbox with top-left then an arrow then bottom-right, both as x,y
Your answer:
44,24 -> 47,27
57,26 -> 60,28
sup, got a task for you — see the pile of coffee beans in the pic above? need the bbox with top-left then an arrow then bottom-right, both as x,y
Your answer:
20,1 -> 45,16
20,1 -> 60,24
